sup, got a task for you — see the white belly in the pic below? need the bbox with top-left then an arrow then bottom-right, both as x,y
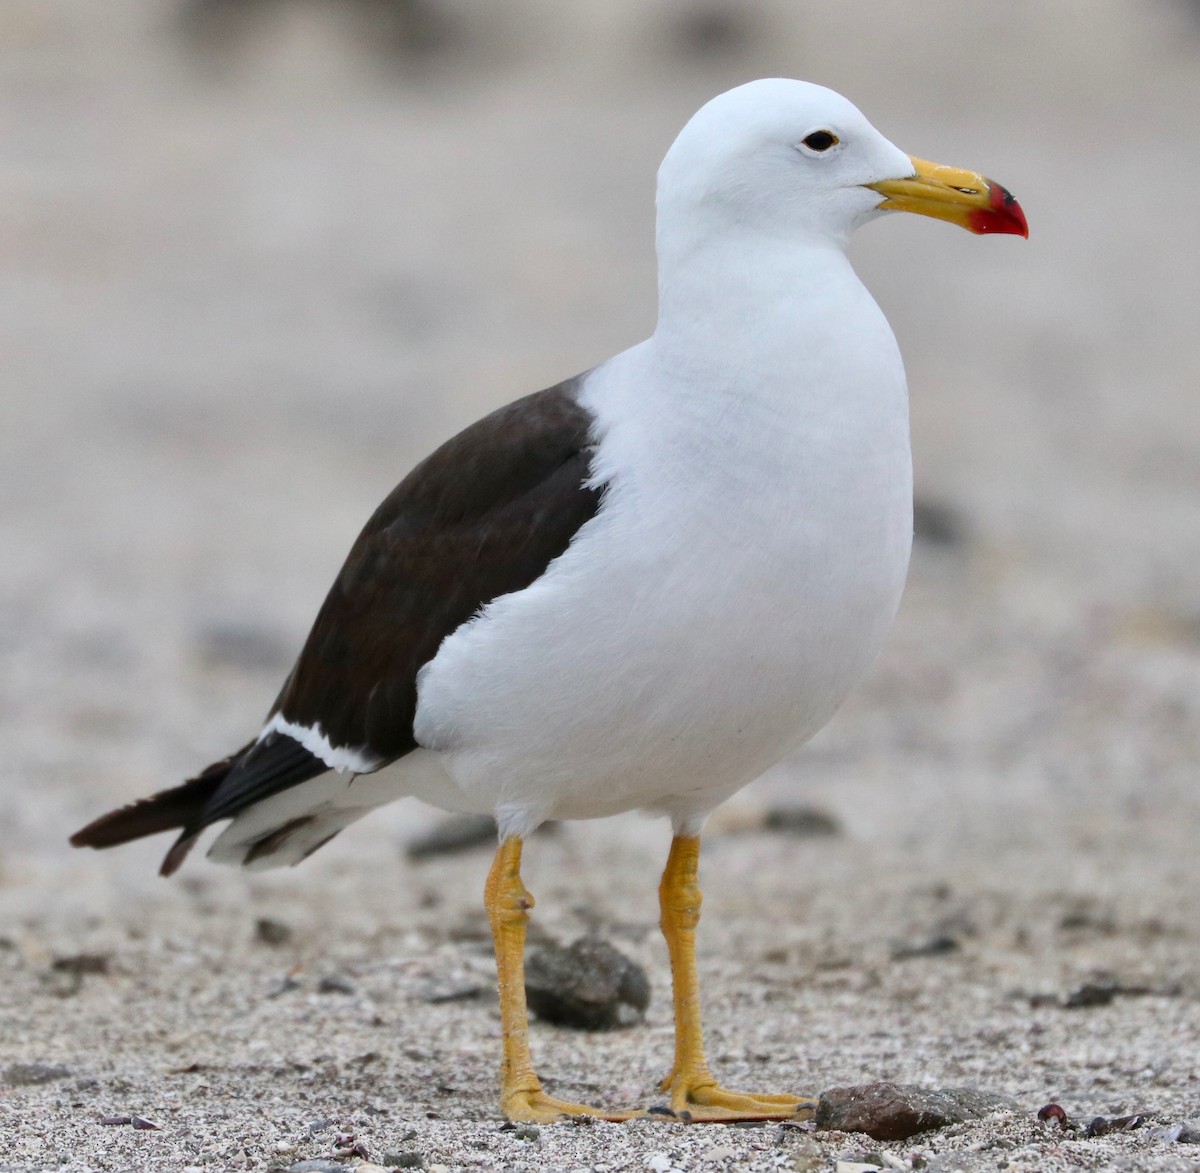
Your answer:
412,341 -> 912,837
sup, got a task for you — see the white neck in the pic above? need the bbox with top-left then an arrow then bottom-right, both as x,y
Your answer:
653,228 -> 892,397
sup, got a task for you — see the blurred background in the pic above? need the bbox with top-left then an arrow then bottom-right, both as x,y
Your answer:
3,0 -> 1200,945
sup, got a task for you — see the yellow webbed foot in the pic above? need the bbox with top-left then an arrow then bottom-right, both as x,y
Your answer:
655,836 -> 818,1122
502,1086 -> 637,1123
658,1070 -> 817,1122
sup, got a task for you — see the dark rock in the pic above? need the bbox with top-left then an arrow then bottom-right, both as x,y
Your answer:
383,1153 -> 426,1169
1057,905 -> 1116,934
1063,980 -> 1154,1008
317,975 -> 356,995
890,934 -> 959,961
815,1082 -> 1015,1141
45,952 -> 111,996
1084,1113 -> 1144,1137
912,498 -> 967,547
130,1116 -> 161,1130
762,805 -> 842,838
2,1063 -> 72,1086
1178,1125 -> 1200,1143
671,3 -> 755,57
52,953 -> 110,975
254,917 -> 293,947
406,814 -> 497,860
524,936 -> 650,1030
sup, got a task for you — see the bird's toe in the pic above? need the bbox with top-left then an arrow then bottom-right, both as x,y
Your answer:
502,1088 -> 636,1124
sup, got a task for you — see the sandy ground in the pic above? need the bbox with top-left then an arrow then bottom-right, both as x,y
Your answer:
4,2 -> 1200,1170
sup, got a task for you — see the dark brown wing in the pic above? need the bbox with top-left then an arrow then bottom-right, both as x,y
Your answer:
71,376 -> 604,870
273,376 -> 602,762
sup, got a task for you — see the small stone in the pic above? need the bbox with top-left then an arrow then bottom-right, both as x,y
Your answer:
2,1062 -> 72,1086
525,936 -> 650,1030
1179,1124 -> 1200,1143
702,1144 -> 738,1161
762,805 -> 842,837
1062,980 -> 1153,1008
287,1163 -> 350,1173
406,814 -> 497,860
889,934 -> 959,961
672,4 -> 754,58
130,1116 -> 161,1129
51,953 -> 110,975
912,498 -> 966,547
382,1153 -> 426,1169
317,975 -> 356,995
816,1082 -> 1015,1141
255,917 -> 294,947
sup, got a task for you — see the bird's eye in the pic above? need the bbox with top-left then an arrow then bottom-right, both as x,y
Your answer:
801,130 -> 839,153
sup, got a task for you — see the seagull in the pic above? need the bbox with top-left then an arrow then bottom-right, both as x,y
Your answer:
71,79 -> 1026,1123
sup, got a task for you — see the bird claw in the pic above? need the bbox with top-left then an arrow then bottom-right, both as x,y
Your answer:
661,1077 -> 817,1122
501,1088 -> 637,1124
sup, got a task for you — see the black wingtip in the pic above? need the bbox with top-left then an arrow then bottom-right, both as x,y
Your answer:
160,830 -> 201,877
68,745 -> 249,858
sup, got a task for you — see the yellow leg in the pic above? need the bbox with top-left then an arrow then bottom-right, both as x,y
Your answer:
485,837 -> 632,1123
657,835 -> 816,1122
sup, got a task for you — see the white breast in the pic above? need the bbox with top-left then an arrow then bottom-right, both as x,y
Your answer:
414,251 -> 912,838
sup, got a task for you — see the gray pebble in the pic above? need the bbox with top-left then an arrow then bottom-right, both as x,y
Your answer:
762,805 -> 842,837
890,934 -> 959,961
912,497 -> 966,547
382,1153 -> 426,1169
317,975 -> 356,995
524,936 -> 649,1030
254,917 -> 294,947
815,1082 -> 1016,1141
3,1063 -> 72,1086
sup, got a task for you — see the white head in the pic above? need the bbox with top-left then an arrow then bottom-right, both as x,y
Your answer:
656,79 -> 1026,260
657,79 -> 911,254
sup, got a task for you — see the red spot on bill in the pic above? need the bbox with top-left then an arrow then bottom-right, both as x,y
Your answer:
968,182 -> 1028,237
